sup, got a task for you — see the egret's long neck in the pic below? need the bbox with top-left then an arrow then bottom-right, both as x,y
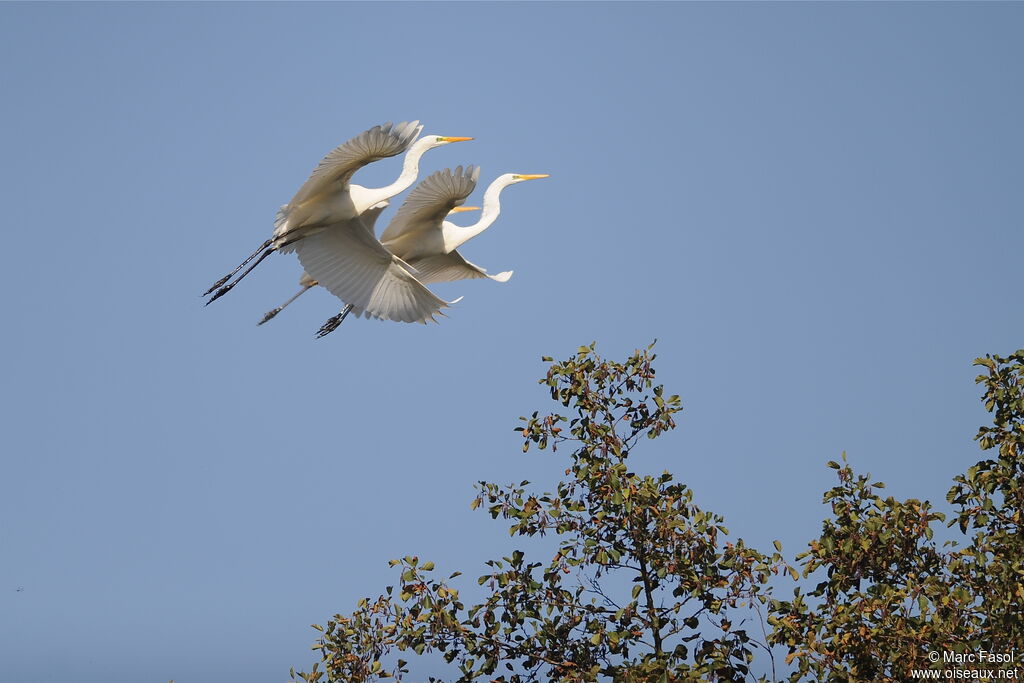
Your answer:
359,139 -> 431,210
443,178 -> 511,253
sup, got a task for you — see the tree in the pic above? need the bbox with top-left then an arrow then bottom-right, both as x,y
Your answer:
768,350 -> 1024,681
290,343 -> 788,682
945,351 -> 1024,646
290,346 -> 1024,682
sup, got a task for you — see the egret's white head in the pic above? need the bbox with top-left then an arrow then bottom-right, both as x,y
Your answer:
499,173 -> 550,186
418,134 -> 474,150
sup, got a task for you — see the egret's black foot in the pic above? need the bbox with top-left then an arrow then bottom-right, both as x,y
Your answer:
202,239 -> 274,298
205,284 -> 233,305
315,315 -> 344,338
258,308 -> 282,325
202,275 -> 231,297
203,246 -> 276,306
315,306 -> 353,338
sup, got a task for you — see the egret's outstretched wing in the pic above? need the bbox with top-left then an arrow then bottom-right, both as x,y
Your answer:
294,218 -> 455,324
379,166 -> 481,249
288,121 -> 422,207
410,251 -> 513,285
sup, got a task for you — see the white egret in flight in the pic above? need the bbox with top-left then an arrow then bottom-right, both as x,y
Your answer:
380,169 -> 549,284
203,120 -> 472,303
292,166 -> 478,327
312,167 -> 550,336
257,204 -> 480,326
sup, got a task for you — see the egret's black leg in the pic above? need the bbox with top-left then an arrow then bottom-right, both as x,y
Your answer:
205,246 -> 275,305
315,304 -> 355,338
258,284 -> 315,325
202,239 -> 272,296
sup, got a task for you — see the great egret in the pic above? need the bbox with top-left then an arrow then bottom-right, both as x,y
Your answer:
203,121 -> 472,303
314,168 -> 550,337
380,170 -> 549,284
257,205 -> 480,326
291,166 -> 480,327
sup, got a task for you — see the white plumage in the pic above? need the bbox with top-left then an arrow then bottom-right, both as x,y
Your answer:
274,122 -> 472,252
203,121 -> 471,303
309,168 -> 549,333
294,215 -> 459,324
204,119 -> 549,334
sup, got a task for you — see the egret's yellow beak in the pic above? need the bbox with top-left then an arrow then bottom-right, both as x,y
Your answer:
448,206 -> 480,214
514,174 -> 550,180
439,136 -> 474,143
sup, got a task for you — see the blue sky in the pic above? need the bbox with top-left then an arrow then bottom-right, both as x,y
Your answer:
1,2 -> 1021,681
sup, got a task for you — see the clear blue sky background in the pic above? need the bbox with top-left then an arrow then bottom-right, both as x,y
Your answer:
1,2 -> 1021,681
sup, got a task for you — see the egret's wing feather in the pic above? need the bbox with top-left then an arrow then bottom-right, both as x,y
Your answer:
289,121 -> 422,206
409,251 -> 513,285
294,218 -> 455,324
360,201 -> 390,236
274,205 -> 288,233
379,165 -> 481,245
347,294 -> 464,322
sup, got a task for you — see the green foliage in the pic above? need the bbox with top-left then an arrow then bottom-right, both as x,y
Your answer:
944,351 -> 1024,644
768,350 -> 1024,681
767,453 -> 958,681
290,346 -> 1024,683
290,343 -> 786,682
